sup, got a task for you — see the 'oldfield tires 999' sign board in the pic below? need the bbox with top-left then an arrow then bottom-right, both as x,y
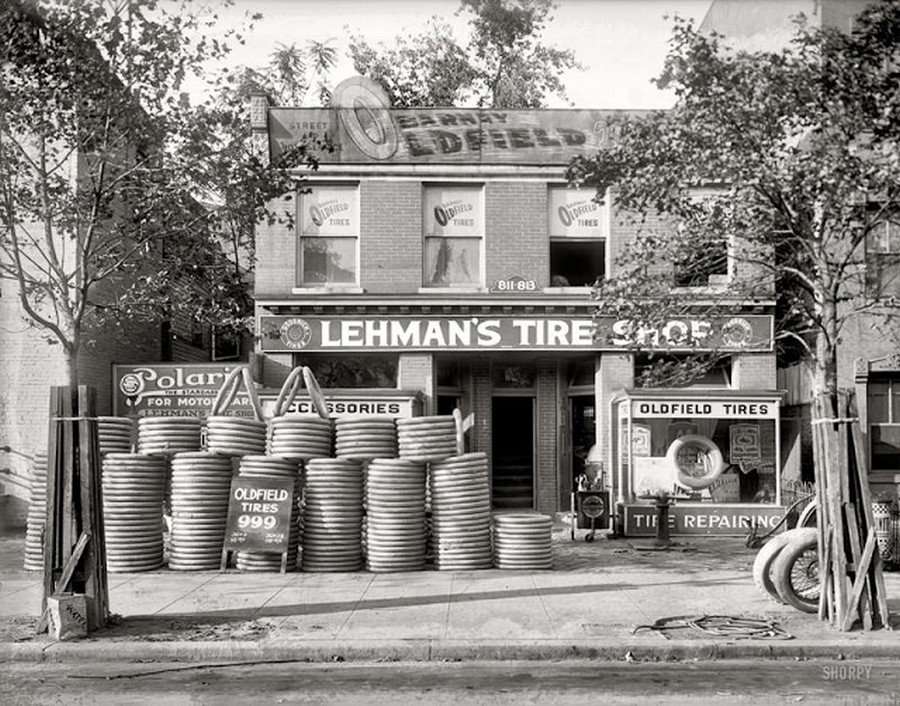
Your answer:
221,477 -> 295,573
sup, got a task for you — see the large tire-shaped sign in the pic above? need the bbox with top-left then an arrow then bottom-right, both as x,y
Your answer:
666,434 -> 725,490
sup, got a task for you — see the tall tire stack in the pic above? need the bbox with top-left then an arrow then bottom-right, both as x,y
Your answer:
102,453 -> 167,573
234,455 -> 302,572
364,458 -> 427,572
23,452 -> 48,572
302,458 -> 364,572
168,452 -> 233,571
492,513 -> 553,570
429,452 -> 493,570
752,526 -> 819,613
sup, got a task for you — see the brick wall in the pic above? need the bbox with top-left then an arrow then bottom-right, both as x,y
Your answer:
598,352 -> 634,499
397,353 -> 434,414
254,193 -> 296,297
485,181 -> 547,286
0,291 -> 159,509
535,358 -> 559,513
361,181 -> 422,293
470,357 -> 492,459
732,352 -> 776,389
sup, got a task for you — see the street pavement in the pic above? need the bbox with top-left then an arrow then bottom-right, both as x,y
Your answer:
1,515 -> 897,664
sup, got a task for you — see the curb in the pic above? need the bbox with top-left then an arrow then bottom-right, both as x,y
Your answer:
3,638 -> 900,664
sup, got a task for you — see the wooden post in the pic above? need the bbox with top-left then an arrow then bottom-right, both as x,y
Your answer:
40,386 -> 109,635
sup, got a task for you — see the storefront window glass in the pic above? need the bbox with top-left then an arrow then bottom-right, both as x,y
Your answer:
422,185 -> 483,288
298,354 -> 397,388
492,363 -> 536,389
297,185 -> 358,287
620,396 -> 780,506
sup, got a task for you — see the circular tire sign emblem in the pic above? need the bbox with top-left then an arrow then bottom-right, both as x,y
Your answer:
722,317 -> 753,347
280,318 -> 313,349
581,495 -> 606,518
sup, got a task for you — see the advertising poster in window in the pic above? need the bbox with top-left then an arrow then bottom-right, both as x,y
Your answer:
300,186 -> 358,236
423,187 -> 482,237
548,187 -> 607,238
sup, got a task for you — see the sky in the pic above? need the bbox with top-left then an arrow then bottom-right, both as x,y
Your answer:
194,0 -> 714,110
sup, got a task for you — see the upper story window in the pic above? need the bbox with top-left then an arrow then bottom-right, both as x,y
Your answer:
868,376 -> 900,471
673,188 -> 730,288
297,184 -> 358,287
547,186 -> 607,288
422,184 -> 483,289
866,219 -> 900,299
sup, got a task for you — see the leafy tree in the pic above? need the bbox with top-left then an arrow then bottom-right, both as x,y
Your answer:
0,0 -> 328,383
348,0 -> 581,108
566,2 -> 900,413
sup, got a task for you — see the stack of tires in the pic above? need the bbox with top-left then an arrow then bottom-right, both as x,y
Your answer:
753,525 -> 819,613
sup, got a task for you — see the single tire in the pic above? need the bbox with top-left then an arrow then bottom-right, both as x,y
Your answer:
752,530 -> 799,603
772,527 -> 819,613
666,435 -> 725,490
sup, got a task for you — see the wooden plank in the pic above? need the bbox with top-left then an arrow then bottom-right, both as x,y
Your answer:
42,387 -> 62,622
812,398 -> 830,622
848,406 -> 893,630
55,531 -> 90,595
77,385 -> 107,631
824,415 -> 849,626
841,529 -> 877,632
843,503 -> 872,630
820,525 -> 834,622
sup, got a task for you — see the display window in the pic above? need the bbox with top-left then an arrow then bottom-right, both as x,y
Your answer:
614,392 -> 782,506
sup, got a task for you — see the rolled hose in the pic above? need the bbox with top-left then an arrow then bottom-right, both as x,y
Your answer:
666,434 -> 725,490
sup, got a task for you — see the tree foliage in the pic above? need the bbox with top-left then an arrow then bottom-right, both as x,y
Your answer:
566,2 -> 900,400
348,0 -> 581,108
0,0 -> 328,382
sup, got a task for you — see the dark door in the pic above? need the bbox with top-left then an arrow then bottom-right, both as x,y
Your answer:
491,396 -> 534,509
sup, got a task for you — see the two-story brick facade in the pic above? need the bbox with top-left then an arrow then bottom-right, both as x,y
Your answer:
251,78 -> 788,536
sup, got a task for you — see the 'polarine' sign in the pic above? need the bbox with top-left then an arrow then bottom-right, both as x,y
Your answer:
259,314 -> 773,353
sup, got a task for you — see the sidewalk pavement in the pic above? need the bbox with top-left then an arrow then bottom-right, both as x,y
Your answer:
1,516 -> 898,665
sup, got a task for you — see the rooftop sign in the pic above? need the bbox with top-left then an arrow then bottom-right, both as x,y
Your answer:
267,76 -> 633,166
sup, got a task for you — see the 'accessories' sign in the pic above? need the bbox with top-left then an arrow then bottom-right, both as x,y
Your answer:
267,76 -> 637,166
259,314 -> 773,353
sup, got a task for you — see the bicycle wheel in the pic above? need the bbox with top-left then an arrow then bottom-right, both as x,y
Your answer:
772,527 -> 820,613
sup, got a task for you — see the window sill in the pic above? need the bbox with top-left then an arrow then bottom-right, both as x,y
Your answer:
292,287 -> 365,295
543,286 -> 594,295
417,287 -> 487,294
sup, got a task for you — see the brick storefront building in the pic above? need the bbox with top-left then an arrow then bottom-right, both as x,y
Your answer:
251,79 -> 789,535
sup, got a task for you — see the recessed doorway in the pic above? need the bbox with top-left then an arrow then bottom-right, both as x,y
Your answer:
491,396 -> 535,509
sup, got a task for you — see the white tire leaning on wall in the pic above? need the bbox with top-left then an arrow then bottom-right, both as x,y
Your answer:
771,527 -> 820,613
752,530 -> 799,604
665,434 -> 725,490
